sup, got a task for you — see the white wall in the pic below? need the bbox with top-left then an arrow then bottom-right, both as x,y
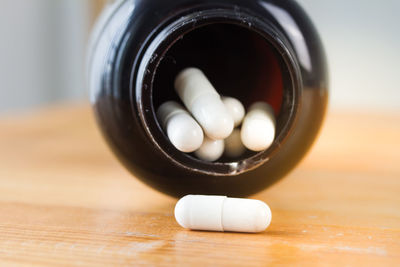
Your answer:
298,0 -> 400,111
0,0 -> 91,113
0,1 -> 399,113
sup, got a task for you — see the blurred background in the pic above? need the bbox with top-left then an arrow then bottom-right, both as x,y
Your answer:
0,0 -> 399,114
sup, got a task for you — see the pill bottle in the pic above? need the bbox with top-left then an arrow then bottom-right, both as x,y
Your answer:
88,0 -> 328,197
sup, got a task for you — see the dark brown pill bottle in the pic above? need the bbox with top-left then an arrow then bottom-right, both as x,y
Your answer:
88,0 -> 328,198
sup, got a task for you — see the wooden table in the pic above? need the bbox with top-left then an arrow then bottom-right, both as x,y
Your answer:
0,105 -> 399,266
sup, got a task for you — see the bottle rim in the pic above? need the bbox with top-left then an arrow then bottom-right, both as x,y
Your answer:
132,7 -> 302,176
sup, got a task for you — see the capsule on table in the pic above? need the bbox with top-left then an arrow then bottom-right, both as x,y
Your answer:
157,101 -> 204,153
241,102 -> 276,152
175,195 -> 272,233
175,68 -> 234,140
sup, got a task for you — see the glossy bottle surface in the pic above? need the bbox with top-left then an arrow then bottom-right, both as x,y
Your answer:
89,0 -> 328,197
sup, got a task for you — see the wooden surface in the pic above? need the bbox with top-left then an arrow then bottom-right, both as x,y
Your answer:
0,105 -> 399,266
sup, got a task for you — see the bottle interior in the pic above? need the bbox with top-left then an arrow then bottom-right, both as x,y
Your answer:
152,23 -> 291,163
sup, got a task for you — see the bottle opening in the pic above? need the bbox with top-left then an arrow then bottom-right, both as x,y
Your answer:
136,10 -> 301,175
153,23 -> 284,117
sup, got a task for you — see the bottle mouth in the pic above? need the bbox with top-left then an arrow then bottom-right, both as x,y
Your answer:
134,8 -> 302,176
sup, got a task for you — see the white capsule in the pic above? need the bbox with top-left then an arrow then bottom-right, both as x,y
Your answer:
157,101 -> 204,153
175,195 -> 272,233
224,129 -> 246,158
175,68 -> 234,140
241,102 -> 276,152
222,97 -> 245,127
194,137 -> 224,162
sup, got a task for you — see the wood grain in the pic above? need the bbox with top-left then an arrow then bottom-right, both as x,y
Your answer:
0,105 -> 399,266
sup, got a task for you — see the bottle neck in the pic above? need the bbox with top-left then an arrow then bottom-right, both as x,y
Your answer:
134,7 -> 302,175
